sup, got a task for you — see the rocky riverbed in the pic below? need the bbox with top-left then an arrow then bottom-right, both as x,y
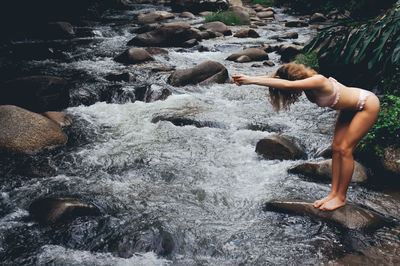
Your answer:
0,0 -> 399,265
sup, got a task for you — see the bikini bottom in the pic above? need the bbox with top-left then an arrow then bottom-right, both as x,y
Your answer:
356,89 -> 374,111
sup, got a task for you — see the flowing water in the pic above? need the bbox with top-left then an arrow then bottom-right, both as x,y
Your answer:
0,3 -> 399,265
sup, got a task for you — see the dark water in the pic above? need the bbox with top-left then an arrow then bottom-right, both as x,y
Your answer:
0,3 -> 399,265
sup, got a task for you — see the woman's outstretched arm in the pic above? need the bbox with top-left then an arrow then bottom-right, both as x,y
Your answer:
232,74 -> 326,91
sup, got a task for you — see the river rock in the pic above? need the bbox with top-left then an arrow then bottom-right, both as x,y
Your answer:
44,22 -> 75,39
236,55 -> 252,63
128,22 -> 201,47
272,32 -> 298,40
264,200 -> 389,230
171,0 -> 229,13
1,76 -> 70,113
255,136 -> 306,160
285,20 -> 309,27
226,48 -> 269,62
137,11 -> 175,24
288,159 -> 369,183
145,47 -> 169,55
234,28 -> 259,38
0,105 -> 68,155
381,147 -> 400,176
42,111 -> 72,128
29,197 -> 100,225
226,6 -> 252,24
167,60 -> 228,86
134,84 -> 172,102
263,60 -> 275,66
134,23 -> 160,34
152,115 -> 226,129
105,72 -> 136,82
278,44 -> 303,62
179,11 -> 196,19
199,21 -> 232,35
309,13 -> 327,23
114,48 -> 154,64
257,11 -> 274,19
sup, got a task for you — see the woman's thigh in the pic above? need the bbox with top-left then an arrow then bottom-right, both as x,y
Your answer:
332,110 -> 355,146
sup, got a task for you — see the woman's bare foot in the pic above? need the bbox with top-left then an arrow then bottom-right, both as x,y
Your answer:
319,197 -> 346,211
313,194 -> 335,208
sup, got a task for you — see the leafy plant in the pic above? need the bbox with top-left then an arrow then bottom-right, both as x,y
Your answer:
204,11 -> 245,26
361,95 -> 400,155
304,0 -> 400,75
294,51 -> 319,70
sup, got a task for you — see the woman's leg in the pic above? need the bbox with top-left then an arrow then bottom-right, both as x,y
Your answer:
313,110 -> 353,208
320,95 -> 380,211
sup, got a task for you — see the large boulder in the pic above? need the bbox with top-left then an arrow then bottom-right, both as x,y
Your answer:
199,21 -> 232,35
226,47 -> 269,62
278,44 -> 303,62
381,147 -> 400,176
167,60 -> 228,87
0,105 -> 67,155
225,6 -> 252,24
234,28 -> 259,38
1,76 -> 70,113
114,47 -> 154,64
128,22 -> 201,47
264,200 -> 389,230
289,159 -> 369,183
42,111 -> 72,128
255,136 -> 306,160
137,11 -> 175,24
171,0 -> 229,13
29,197 -> 100,225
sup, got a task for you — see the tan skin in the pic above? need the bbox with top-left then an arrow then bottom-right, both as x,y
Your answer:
232,73 -> 380,211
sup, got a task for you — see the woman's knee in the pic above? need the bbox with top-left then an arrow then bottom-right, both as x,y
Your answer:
332,142 -> 353,157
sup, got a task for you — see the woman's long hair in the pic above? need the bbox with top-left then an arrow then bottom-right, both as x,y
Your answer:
269,63 -> 318,112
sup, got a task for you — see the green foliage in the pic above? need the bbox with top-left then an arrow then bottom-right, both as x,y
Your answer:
294,51 -> 319,71
361,95 -> 400,155
252,0 -> 276,5
304,0 -> 400,77
204,11 -> 245,26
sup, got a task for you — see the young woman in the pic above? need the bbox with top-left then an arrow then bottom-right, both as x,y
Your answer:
232,63 -> 380,211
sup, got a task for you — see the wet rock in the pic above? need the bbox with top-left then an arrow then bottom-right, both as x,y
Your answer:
114,48 -> 154,64
289,159 -> 369,183
226,6 -> 252,24
1,76 -> 70,113
278,44 -> 303,62
199,21 -> 231,35
167,60 -> 228,87
285,20 -> 309,27
145,47 -> 169,55
264,200 -> 389,230
272,32 -> 298,40
251,63 -> 262,68
134,23 -> 160,34
263,60 -> 275,67
134,84 -> 172,102
151,66 -> 175,72
226,48 -> 269,62
137,11 -> 175,24
44,22 -> 75,39
183,38 -> 198,47
128,22 -> 200,47
315,146 -> 332,158
171,0 -> 229,13
234,28 -> 260,38
199,11 -> 214,17
0,105 -> 67,155
381,147 -> 400,176
257,11 -> 274,19
29,197 -> 100,225
179,11 -> 196,19
309,13 -> 327,23
42,112 -> 72,128
255,136 -> 306,160
152,116 -> 226,129
246,123 -> 287,133
105,72 -> 136,82
236,55 -> 252,63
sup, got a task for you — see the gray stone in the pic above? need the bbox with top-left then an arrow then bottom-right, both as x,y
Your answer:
289,159 -> 369,183
226,47 -> 269,61
0,105 -> 67,155
199,21 -> 231,35
264,200 -> 389,230
179,11 -> 196,19
255,136 -> 306,160
285,20 -> 309,27
257,11 -> 274,19
167,60 -> 228,86
137,11 -> 175,24
236,55 -> 252,63
29,197 -> 100,225
234,28 -> 260,38
114,48 -> 154,64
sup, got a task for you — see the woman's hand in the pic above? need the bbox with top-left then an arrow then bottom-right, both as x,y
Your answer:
232,74 -> 253,86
